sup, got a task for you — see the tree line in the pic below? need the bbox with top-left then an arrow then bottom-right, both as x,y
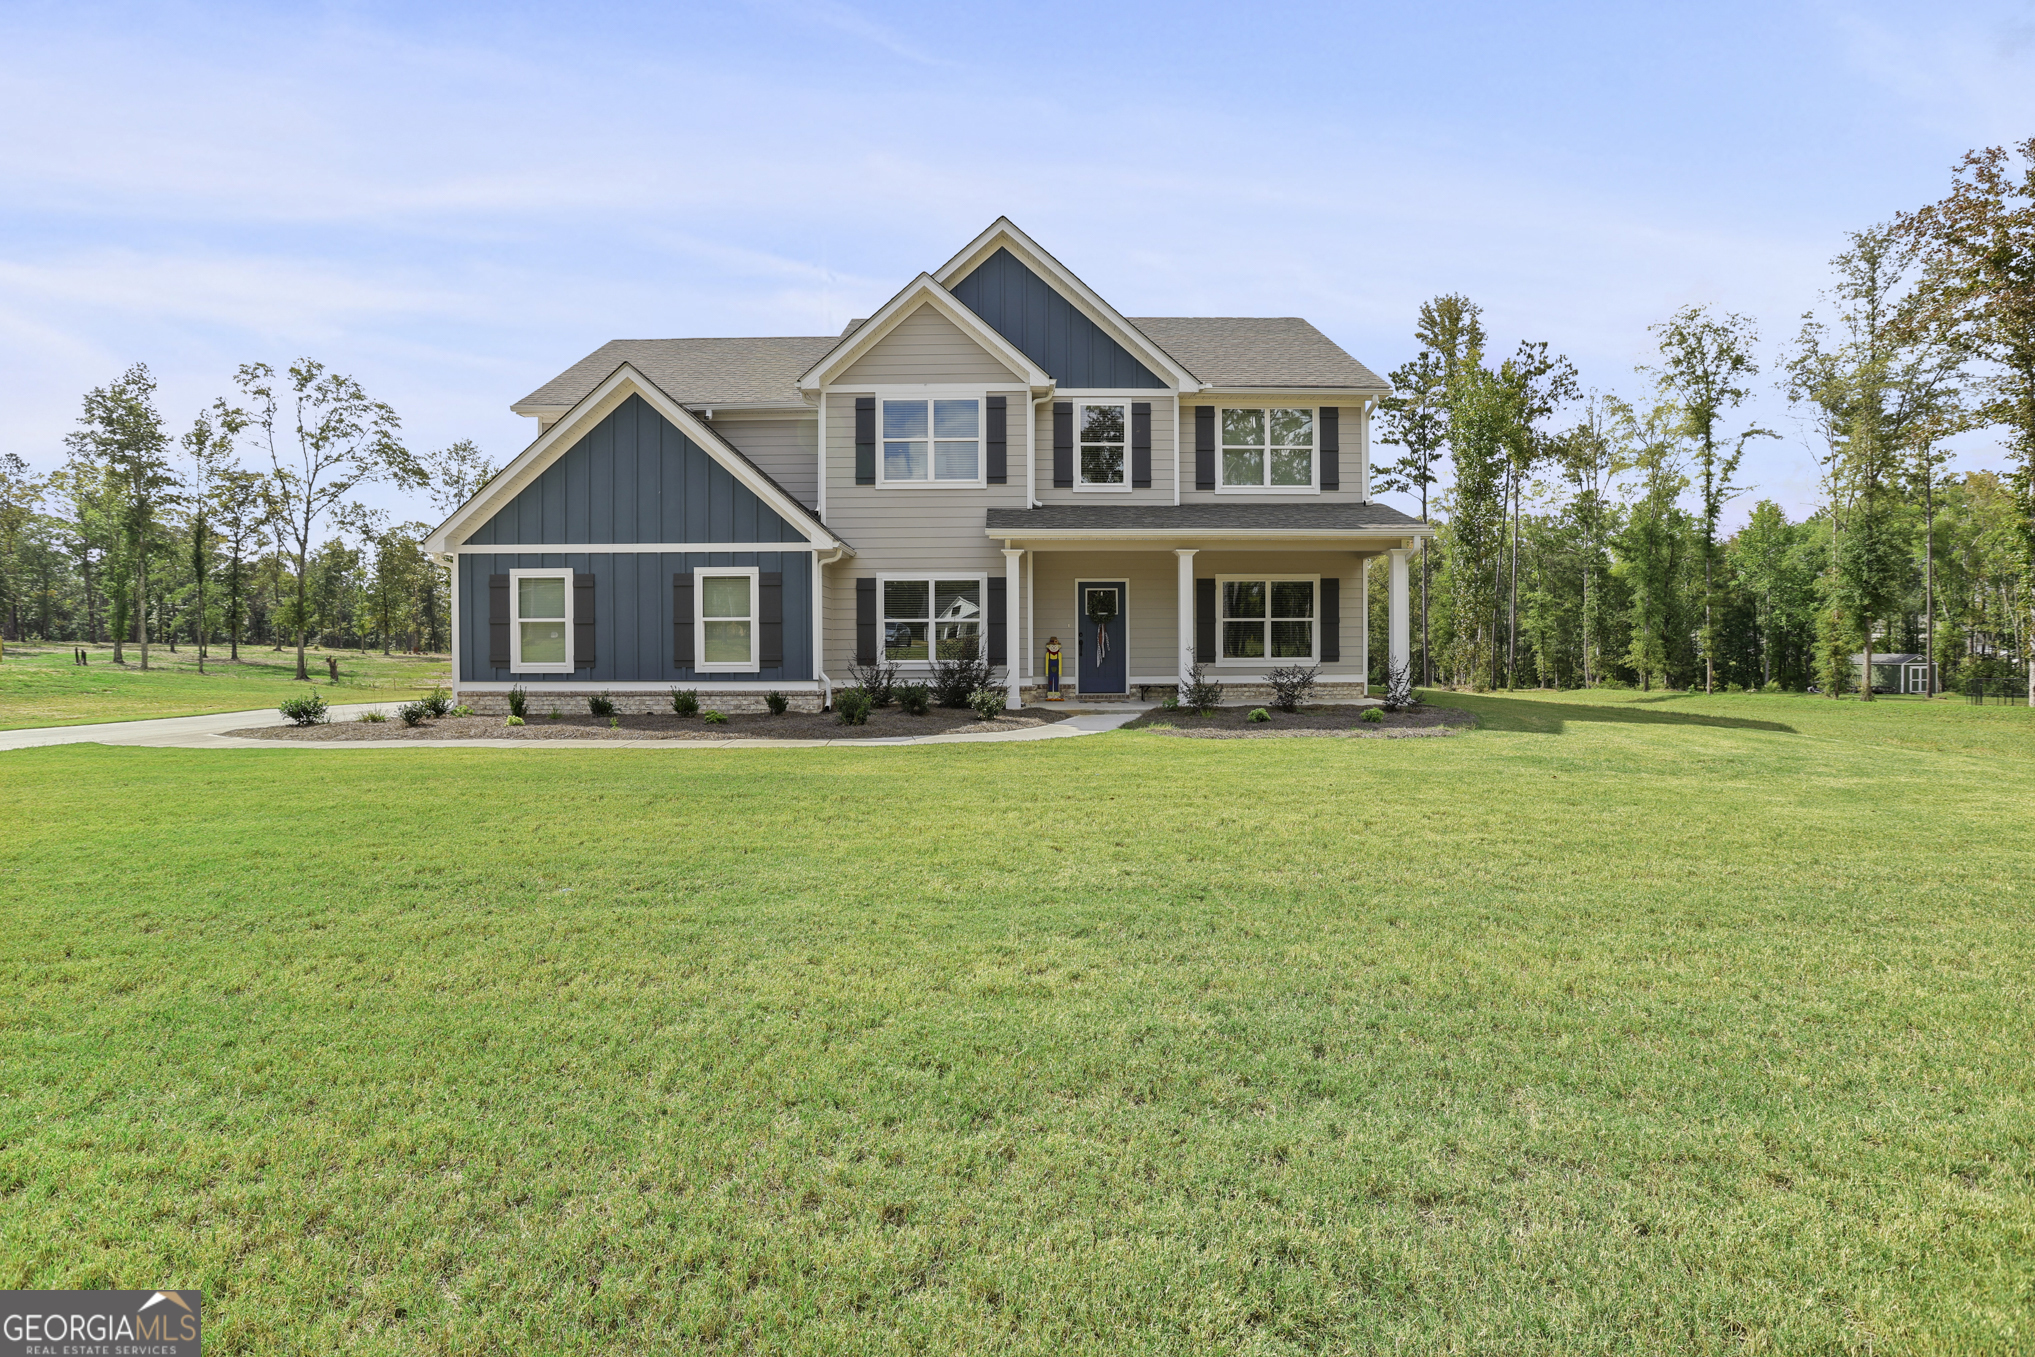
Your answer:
1365,138 -> 2035,702
0,360 -> 499,677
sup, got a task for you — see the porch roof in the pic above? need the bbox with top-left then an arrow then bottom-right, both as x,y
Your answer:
985,501 -> 1429,541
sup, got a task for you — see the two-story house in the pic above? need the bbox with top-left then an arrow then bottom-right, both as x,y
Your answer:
424,219 -> 1430,712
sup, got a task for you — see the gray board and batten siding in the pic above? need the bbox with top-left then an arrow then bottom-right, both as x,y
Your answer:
456,393 -> 816,685
950,248 -> 1166,390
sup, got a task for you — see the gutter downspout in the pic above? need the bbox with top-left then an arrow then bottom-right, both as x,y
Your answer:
815,546 -> 845,709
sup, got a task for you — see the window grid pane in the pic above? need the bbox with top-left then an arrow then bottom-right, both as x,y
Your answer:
1270,621 -> 1313,658
1081,446 -> 1124,484
883,579 -> 930,620
934,441 -> 978,480
517,576 -> 565,619
884,441 -> 928,481
1270,581 -> 1314,619
1223,581 -> 1267,619
1222,621 -> 1265,659
520,620 -> 566,664
1221,408 -> 1265,447
1269,448 -> 1312,486
882,400 -> 928,439
701,576 -> 750,619
703,620 -> 752,664
1269,408 -> 1314,446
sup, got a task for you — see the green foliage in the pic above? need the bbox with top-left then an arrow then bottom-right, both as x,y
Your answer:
967,687 -> 1005,720
1246,707 -> 1270,723
764,690 -> 789,716
506,685 -> 527,719
846,658 -> 899,707
1182,663 -> 1225,715
669,689 -> 699,717
277,691 -> 328,725
421,685 -> 452,718
357,708 -> 387,723
1265,664 -> 1319,712
1361,706 -> 1385,723
447,704 -> 474,718
931,652 -> 995,708
395,700 -> 428,727
833,686 -> 872,725
897,682 -> 931,716
702,710 -> 728,725
587,692 -> 615,717
504,714 -> 524,726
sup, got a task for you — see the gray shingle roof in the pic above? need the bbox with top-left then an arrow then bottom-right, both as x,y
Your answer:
514,337 -> 836,410
985,503 -> 1426,533
1128,317 -> 1387,391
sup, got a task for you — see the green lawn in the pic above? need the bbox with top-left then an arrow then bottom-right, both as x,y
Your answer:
2,690 -> 2030,1353
0,642 -> 450,728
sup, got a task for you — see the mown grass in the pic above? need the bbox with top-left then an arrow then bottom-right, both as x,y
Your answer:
1,690 -> 2031,1353
0,642 -> 449,728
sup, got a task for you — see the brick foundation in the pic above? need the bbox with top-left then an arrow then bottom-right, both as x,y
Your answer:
455,689 -> 825,716
1019,681 -> 1371,705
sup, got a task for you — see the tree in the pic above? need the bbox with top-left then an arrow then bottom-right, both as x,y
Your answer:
1555,397 -> 1627,689
1610,399 -> 1690,691
0,454 -> 44,645
210,468 -> 269,661
236,360 -> 421,681
65,365 -> 175,669
179,401 -> 243,674
1497,341 -> 1580,685
1442,366 -> 1510,688
1377,351 -> 1446,683
423,438 -> 499,519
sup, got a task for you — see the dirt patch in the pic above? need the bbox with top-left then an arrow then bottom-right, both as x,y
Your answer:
228,705 -> 1072,742
1121,703 -> 1471,739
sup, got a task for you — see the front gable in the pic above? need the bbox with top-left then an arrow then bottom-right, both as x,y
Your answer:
950,248 -> 1164,390
837,303 -> 1026,386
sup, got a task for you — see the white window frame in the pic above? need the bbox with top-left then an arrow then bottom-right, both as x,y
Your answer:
873,386 -> 987,489
509,567 -> 574,674
1073,400 -> 1133,493
694,566 -> 761,673
1217,406 -> 1319,494
876,571 -> 991,667
1214,573 -> 1320,666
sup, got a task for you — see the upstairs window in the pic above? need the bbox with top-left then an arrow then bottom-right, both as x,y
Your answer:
1077,403 -> 1127,488
1220,577 -> 1316,661
1221,407 -> 1315,490
882,398 -> 981,483
882,576 -> 983,661
511,569 -> 572,673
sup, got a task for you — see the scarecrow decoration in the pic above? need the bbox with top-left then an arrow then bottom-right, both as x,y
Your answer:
1043,636 -> 1063,699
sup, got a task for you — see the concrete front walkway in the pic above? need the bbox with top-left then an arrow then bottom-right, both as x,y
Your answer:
0,703 -> 1146,751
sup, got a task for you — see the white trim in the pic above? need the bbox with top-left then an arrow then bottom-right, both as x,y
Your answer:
1002,548 -> 1023,709
816,385 -> 827,523
1174,548 -> 1196,690
456,543 -> 817,554
1172,393 -> 1181,506
984,528 -> 1434,543
457,680 -> 802,693
508,567 -> 575,674
1213,573 -> 1321,667
1071,399 -> 1133,492
1356,398 -> 1372,501
875,571 -> 992,667
872,390 -> 987,488
449,551 -> 462,684
929,218 -> 1201,392
1217,405 -> 1321,495
796,274 -> 1052,393
426,363 -> 848,556
693,566 -> 761,673
1024,549 -> 1035,677
1072,576 -> 1130,693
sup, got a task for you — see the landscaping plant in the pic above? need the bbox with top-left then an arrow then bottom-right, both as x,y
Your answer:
834,686 -> 872,725
1361,706 -> 1385,724
587,692 -> 615,717
506,685 -> 528,719
395,701 -> 428,727
421,686 -> 453,718
1181,662 -> 1224,715
504,715 -> 524,726
357,709 -> 388,723
967,687 -> 1005,720
669,689 -> 700,717
1265,664 -> 1320,712
703,710 -> 728,725
846,658 -> 900,707
1247,707 -> 1271,723
764,691 -> 789,716
897,682 -> 932,716
278,692 -> 329,726
932,652 -> 996,708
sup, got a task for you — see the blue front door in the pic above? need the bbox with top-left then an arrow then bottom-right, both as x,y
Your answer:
1076,580 -> 1127,695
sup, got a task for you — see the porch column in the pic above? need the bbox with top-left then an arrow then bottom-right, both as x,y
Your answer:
1003,547 -> 1024,710
1387,547 -> 1411,687
1174,548 -> 1198,694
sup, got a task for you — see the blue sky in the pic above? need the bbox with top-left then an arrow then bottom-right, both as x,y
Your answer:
3,0 -> 2032,527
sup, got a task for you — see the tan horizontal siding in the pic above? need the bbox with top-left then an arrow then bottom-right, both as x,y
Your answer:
1032,393 -> 1178,505
1176,394 -> 1375,507
711,416 -> 817,510
838,304 -> 1024,385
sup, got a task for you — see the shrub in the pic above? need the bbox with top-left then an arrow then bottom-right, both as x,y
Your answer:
1360,707 -> 1385,724
932,653 -> 996,708
1762,679 -> 1782,694
447,704 -> 475,718
1265,664 -> 1319,712
357,709 -> 388,723
1384,662 -> 1417,712
1161,692 -> 1179,710
764,690 -> 789,716
968,687 -> 1005,720
421,686 -> 453,718
608,716 -> 620,729
847,658 -> 900,707
506,685 -> 527,718
835,686 -> 873,726
897,682 -> 931,716
547,707 -> 561,721
588,692 -> 616,717
703,709 -> 728,725
669,688 -> 700,717
1181,663 -> 1224,715
1247,707 -> 1271,723
505,715 -> 525,726
279,692 -> 329,726
396,701 -> 428,727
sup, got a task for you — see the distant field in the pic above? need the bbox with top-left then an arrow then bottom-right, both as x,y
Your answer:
1,689 -> 2030,1353
0,642 -> 449,728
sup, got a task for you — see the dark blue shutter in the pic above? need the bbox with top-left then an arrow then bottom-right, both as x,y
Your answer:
759,571 -> 783,666
1194,406 -> 1215,490
854,397 -> 875,485
855,577 -> 877,664
573,573 -> 595,668
1053,402 -> 1073,488
986,396 -> 1007,484
1195,578 -> 1216,663
987,576 -> 1007,665
1319,577 -> 1339,662
1131,402 -> 1151,488
488,574 -> 510,668
672,574 -> 694,668
1320,407 -> 1340,491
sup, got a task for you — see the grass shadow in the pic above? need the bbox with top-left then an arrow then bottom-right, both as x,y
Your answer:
1423,692 -> 1798,736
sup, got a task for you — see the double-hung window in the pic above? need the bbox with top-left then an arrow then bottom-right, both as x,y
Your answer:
510,568 -> 572,673
1076,402 -> 1128,489
882,397 -> 981,484
1221,407 -> 1316,490
1220,577 -> 1317,662
695,567 -> 758,671
882,576 -> 984,661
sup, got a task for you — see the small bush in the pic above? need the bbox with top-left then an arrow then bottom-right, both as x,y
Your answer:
669,688 -> 700,717
968,687 -> 1005,720
1161,692 -> 1179,710
505,715 -> 525,726
447,704 -> 475,718
897,682 -> 931,716
506,685 -> 528,718
1361,707 -> 1385,724
588,692 -> 616,717
1182,663 -> 1224,715
396,701 -> 428,727
1266,664 -> 1320,712
608,716 -> 620,729
835,687 -> 873,726
279,692 -> 329,726
703,710 -> 728,725
357,709 -> 388,723
1247,707 -> 1271,723
547,707 -> 561,721
764,690 -> 789,716
421,686 -> 453,718
847,658 -> 900,707
931,641 -> 995,708
1762,679 -> 1782,694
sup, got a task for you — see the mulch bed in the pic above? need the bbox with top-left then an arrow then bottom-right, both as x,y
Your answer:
1121,704 -> 1470,739
228,705 -> 1072,742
